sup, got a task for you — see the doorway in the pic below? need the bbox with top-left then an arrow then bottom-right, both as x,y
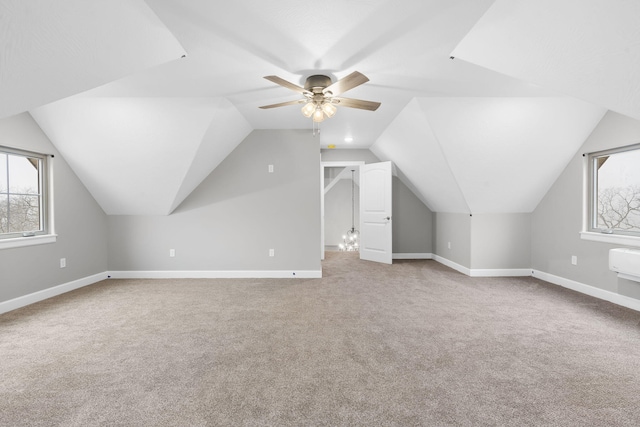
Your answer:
321,161 -> 364,260
320,160 -> 393,264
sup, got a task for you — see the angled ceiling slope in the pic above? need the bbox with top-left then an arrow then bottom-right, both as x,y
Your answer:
0,0 -> 186,119
451,0 -> 640,120
371,99 -> 470,213
417,97 -> 605,213
372,97 -> 605,214
31,97 -> 251,215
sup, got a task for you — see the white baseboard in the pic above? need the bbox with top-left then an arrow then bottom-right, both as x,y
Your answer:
433,255 -> 471,276
0,271 -> 109,315
108,270 -> 323,279
433,256 -> 532,277
432,258 -> 640,311
392,253 -> 433,260
532,269 -> 640,312
470,268 -> 533,277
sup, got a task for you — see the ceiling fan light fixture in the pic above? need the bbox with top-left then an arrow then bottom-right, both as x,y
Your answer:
301,102 -> 315,118
321,102 -> 337,118
260,71 -> 380,130
312,107 -> 325,123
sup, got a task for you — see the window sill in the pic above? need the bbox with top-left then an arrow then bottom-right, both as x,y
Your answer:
580,231 -> 640,248
0,234 -> 57,250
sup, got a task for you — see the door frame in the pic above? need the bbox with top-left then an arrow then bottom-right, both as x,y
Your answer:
320,161 -> 365,260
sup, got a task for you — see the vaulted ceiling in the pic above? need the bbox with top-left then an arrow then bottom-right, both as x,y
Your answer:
2,0 -> 638,215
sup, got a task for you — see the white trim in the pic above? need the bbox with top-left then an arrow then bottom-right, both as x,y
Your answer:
392,253 -> 433,260
469,268 -> 532,277
433,255 -> 531,277
0,234 -> 57,250
48,154 -> 56,236
321,161 -> 366,167
433,255 -> 471,276
108,270 -> 323,279
580,231 -> 640,248
0,271 -> 108,314
532,269 -> 640,312
582,154 -> 589,232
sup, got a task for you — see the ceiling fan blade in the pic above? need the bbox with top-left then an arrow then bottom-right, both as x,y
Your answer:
259,99 -> 306,109
323,71 -> 369,97
334,97 -> 381,111
264,76 -> 311,95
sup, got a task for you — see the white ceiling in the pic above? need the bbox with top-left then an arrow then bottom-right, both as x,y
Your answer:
0,0 -> 185,118
372,97 -> 604,213
2,0 -> 636,214
452,0 -> 640,120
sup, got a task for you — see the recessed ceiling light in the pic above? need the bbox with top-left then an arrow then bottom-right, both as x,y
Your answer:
344,137 -> 353,143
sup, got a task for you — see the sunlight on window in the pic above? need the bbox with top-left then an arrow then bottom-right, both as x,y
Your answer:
592,147 -> 640,234
0,149 -> 47,238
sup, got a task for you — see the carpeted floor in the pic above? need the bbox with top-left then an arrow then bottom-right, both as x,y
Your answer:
2,252 -> 640,426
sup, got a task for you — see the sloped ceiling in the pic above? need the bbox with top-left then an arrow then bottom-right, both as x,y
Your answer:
31,97 -> 251,215
372,98 -> 605,213
0,0 -> 185,118
1,0 -> 637,215
452,0 -> 640,120
371,99 -> 470,213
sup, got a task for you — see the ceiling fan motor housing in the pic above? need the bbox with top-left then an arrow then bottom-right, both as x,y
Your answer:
304,75 -> 332,94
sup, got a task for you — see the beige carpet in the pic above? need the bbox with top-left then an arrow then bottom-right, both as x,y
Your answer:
2,252 -> 640,426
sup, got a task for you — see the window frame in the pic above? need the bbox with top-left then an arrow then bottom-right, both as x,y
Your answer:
582,143 -> 640,248
0,146 -> 56,250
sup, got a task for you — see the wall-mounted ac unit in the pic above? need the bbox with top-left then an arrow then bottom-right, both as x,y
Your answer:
609,248 -> 640,283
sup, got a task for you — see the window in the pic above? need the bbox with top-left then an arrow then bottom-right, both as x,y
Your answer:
0,146 -> 49,240
587,144 -> 640,237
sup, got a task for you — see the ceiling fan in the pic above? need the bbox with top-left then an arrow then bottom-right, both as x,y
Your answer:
259,71 -> 381,123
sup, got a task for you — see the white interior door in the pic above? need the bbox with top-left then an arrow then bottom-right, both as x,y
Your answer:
360,161 -> 392,264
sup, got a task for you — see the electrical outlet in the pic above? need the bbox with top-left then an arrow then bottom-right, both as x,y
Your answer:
60,258 -> 66,268
268,164 -> 274,173
447,242 -> 451,249
571,255 -> 577,265
269,249 -> 275,257
169,249 -> 175,258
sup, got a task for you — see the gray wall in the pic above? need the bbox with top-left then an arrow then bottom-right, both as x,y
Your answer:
107,130 -> 321,272
321,149 -> 433,254
434,213 -> 531,271
434,212 -> 471,268
532,111 -> 640,300
392,177 -> 433,254
0,113 -> 108,302
471,213 -> 531,269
